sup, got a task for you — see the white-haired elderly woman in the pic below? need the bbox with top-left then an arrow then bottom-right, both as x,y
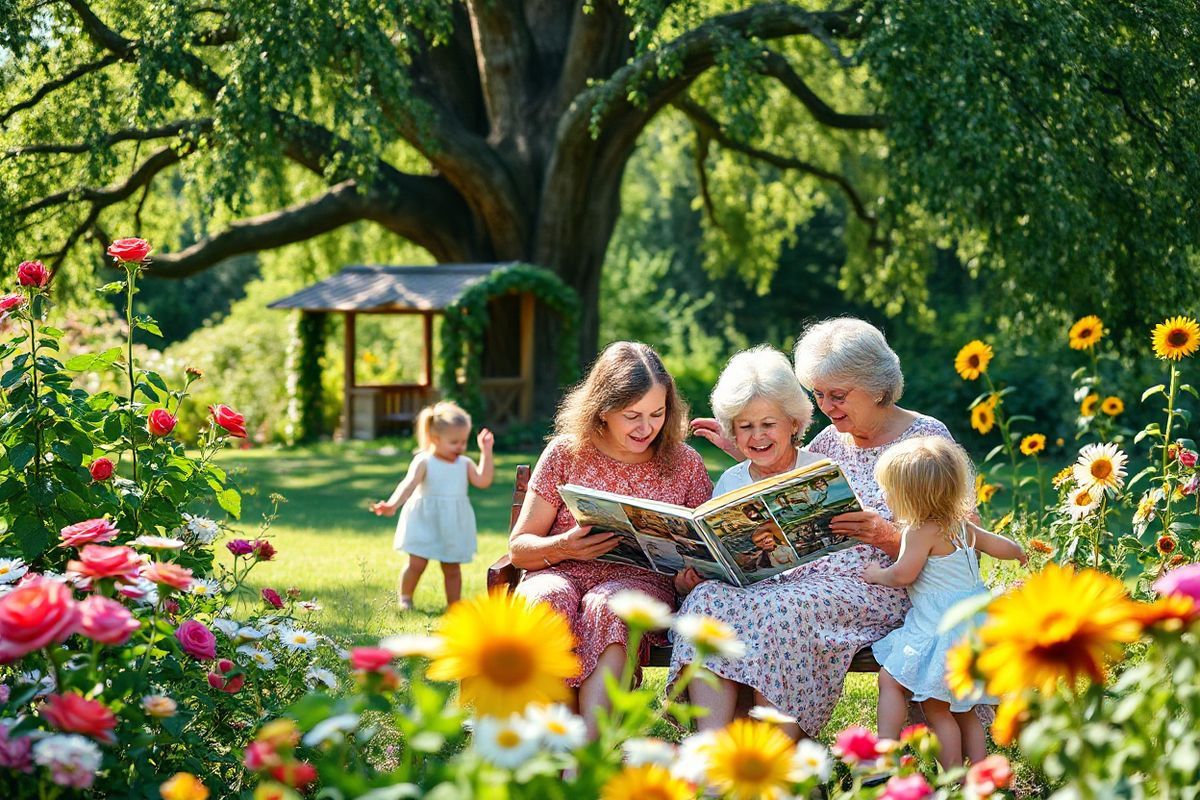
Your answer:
677,318 -> 955,740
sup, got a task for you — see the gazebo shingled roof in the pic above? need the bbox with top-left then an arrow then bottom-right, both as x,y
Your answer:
267,263 -> 511,313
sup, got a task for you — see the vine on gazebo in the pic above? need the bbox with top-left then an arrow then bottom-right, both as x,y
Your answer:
438,264 -> 580,420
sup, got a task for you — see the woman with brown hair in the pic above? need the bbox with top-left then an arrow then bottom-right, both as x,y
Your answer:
508,341 -> 712,737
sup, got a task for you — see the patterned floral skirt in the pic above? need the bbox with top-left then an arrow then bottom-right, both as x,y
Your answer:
516,560 -> 675,688
669,544 -> 909,735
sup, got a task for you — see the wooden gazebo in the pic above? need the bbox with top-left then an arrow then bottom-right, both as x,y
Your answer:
269,264 -> 537,440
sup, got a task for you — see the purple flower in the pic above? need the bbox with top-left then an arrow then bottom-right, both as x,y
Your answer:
226,539 -> 254,557
0,721 -> 33,773
261,588 -> 283,609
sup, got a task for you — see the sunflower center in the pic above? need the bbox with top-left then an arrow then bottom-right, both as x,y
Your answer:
733,753 -> 772,782
1073,491 -> 1092,506
479,640 -> 536,686
1168,328 -> 1190,347
968,355 -> 980,368
1091,460 -> 1113,480
497,730 -> 522,749
1079,327 -> 1093,338
640,788 -> 675,800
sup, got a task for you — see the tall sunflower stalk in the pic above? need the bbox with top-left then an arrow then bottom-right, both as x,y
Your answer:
1147,316 -> 1200,548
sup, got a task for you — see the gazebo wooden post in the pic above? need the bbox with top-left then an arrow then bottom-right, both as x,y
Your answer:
519,292 -> 535,421
343,311 -> 356,440
422,311 -> 434,388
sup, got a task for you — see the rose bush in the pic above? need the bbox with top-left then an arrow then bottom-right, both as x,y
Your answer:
0,244 -> 339,796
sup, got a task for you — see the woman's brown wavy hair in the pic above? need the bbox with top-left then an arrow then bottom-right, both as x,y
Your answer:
553,341 -> 689,459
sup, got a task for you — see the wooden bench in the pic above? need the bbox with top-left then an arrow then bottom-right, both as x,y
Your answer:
487,465 -> 881,672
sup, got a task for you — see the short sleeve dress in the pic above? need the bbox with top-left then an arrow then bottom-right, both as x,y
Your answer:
670,415 -> 952,735
392,451 -> 478,564
516,435 -> 713,687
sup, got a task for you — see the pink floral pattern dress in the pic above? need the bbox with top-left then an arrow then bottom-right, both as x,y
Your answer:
670,415 -> 952,734
516,435 -> 713,687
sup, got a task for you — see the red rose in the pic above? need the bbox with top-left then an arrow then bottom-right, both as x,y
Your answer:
106,237 -> 152,263
270,760 -> 318,790
261,587 -> 283,609
16,260 -> 49,289
40,693 -> 117,744
0,294 -> 23,313
68,545 -> 142,583
209,404 -> 247,438
252,539 -> 277,562
78,595 -> 139,645
0,578 -> 80,663
207,659 -> 245,694
147,408 -> 177,437
349,647 -> 394,672
88,457 -> 114,482
1180,449 -> 1198,468
174,620 -> 217,661
966,754 -> 1014,795
143,562 -> 193,592
58,518 -> 119,548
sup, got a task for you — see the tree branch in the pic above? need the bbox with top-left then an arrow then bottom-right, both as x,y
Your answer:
0,53 -> 123,128
465,0 -> 535,141
674,97 -> 882,243
759,50 -> 885,130
17,145 -> 188,218
3,119 -> 213,158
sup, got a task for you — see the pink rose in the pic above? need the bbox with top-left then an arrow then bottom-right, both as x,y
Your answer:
880,774 -> 933,800
1154,563 -> 1200,608
226,539 -> 254,556
67,545 -> 142,583
207,659 -> 245,694
1180,449 -> 1198,468
147,408 -> 177,437
58,518 -> 119,548
174,620 -> 217,661
78,595 -> 139,645
832,725 -> 880,764
0,721 -> 33,773
244,740 -> 281,771
350,647 -> 394,672
0,294 -> 24,313
40,692 -> 117,744
0,577 -> 80,663
16,260 -> 49,289
209,404 -> 247,438
143,562 -> 193,592
106,237 -> 152,263
88,457 -> 114,482
966,754 -> 1014,796
261,588 -> 283,609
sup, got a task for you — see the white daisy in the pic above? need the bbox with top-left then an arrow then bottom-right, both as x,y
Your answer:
791,739 -> 832,782
188,578 -> 224,597
0,558 -> 29,585
1064,484 -> 1102,519
212,618 -> 241,639
297,599 -> 322,612
1133,487 -> 1164,535
278,628 -> 319,651
302,713 -> 360,748
472,714 -> 540,769
234,626 -> 267,643
524,704 -> 586,753
305,666 -> 338,690
379,634 -> 442,659
621,737 -> 676,767
672,731 -> 716,784
1073,442 -> 1128,494
121,577 -> 159,606
32,735 -> 102,784
236,644 -> 277,671
182,514 -> 220,545
673,614 -> 746,659
748,705 -> 797,726
607,590 -> 674,630
131,535 -> 186,551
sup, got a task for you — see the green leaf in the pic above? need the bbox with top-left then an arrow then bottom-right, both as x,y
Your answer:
1142,384 -> 1167,402
65,346 -> 124,372
217,488 -> 242,519
7,441 -> 36,471
13,515 -> 50,560
50,441 -> 82,468
134,314 -> 162,337
0,367 -> 27,389
96,281 -> 126,294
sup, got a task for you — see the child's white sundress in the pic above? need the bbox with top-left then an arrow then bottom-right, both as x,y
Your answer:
871,521 -> 997,711
392,452 -> 477,564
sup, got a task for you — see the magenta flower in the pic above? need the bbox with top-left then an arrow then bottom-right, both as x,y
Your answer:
226,539 -> 254,556
174,620 -> 217,660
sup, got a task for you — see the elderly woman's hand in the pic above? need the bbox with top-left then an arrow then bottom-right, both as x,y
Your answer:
555,525 -> 620,561
829,509 -> 899,552
689,418 -> 743,460
673,567 -> 705,595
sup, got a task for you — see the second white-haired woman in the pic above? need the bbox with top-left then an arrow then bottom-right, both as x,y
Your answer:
678,318 -> 960,740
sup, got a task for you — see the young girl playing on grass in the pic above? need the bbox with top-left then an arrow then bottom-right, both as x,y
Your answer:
863,436 -> 1026,769
370,401 -> 494,610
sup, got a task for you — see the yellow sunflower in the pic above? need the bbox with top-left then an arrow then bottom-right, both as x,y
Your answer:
955,340 -> 994,380
975,564 -> 1143,695
1072,442 -> 1128,494
1131,595 -> 1195,633
971,403 -> 996,435
704,720 -> 797,800
427,591 -> 580,716
1100,396 -> 1124,416
994,511 -> 1014,533
1068,315 -> 1105,350
976,481 -> 1000,505
1151,316 -> 1200,360
991,696 -> 1029,747
1079,393 -> 1100,417
1019,433 -> 1046,456
601,765 -> 694,800
1051,465 -> 1074,489
945,640 -> 981,700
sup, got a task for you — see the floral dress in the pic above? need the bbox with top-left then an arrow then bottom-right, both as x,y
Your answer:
516,436 -> 713,687
670,415 -> 951,734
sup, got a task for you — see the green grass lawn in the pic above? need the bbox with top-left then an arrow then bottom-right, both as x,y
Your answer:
212,439 -> 879,741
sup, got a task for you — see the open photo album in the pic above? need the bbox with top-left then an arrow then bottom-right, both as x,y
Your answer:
558,458 -> 861,586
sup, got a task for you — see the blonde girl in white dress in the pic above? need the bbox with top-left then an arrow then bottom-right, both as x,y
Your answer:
371,401 -> 494,610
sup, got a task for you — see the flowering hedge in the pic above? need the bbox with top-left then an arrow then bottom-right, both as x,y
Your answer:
0,244 -> 338,796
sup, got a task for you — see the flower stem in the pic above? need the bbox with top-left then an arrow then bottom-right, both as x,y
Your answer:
124,263 -> 139,486
27,308 -> 40,484
1160,365 -> 1179,538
